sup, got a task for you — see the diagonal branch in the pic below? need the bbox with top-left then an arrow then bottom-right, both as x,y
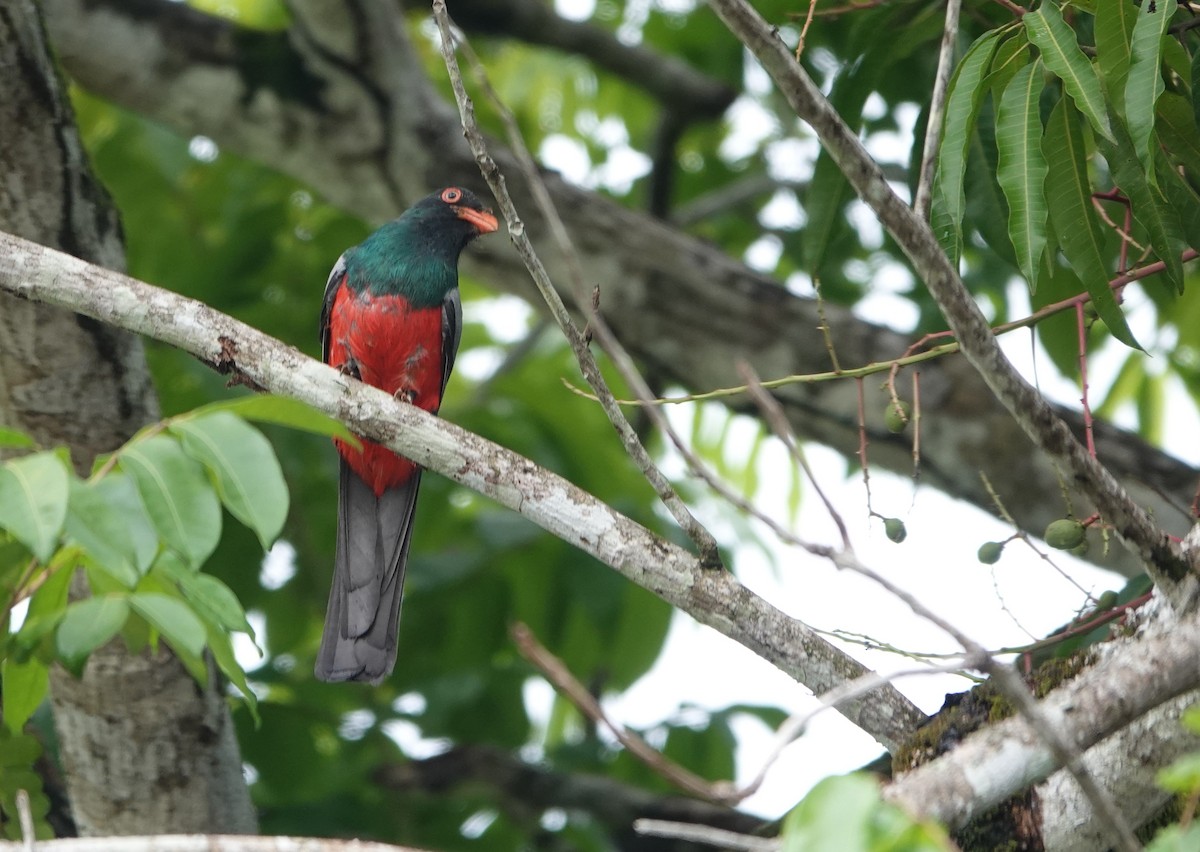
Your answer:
707,0 -> 1192,603
0,228 -> 928,751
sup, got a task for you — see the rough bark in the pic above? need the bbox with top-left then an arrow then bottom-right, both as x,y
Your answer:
0,2 -> 255,835
40,0 -> 1198,580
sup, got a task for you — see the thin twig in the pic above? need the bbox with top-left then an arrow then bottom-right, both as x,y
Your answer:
738,362 -> 851,551
510,622 -> 737,804
432,3 -> 724,568
913,0 -> 963,220
794,0 -> 820,60
634,819 -> 779,851
17,789 -> 34,852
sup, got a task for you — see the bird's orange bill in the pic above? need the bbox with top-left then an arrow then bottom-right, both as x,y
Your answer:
453,205 -> 499,234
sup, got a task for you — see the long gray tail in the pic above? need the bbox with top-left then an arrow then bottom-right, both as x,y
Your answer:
315,460 -> 420,684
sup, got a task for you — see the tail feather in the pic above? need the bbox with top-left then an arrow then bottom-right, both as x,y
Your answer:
316,459 -> 421,684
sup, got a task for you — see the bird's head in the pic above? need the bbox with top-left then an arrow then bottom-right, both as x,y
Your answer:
404,186 -> 499,252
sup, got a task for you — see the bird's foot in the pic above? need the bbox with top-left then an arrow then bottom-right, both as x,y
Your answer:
395,388 -> 418,404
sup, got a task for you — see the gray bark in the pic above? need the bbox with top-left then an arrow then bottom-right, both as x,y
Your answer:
0,1 -> 255,835
40,0 -> 1198,579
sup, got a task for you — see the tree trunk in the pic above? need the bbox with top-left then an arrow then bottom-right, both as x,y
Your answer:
0,1 -> 255,835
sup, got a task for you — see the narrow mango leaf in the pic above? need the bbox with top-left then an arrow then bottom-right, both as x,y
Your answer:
1043,95 -> 1140,349
172,413 -> 289,550
1094,0 -> 1137,103
0,429 -> 34,450
181,394 -> 356,443
1159,155 -> 1200,253
2,657 -> 48,735
128,591 -> 206,658
1125,0 -> 1175,181
120,434 -> 222,567
55,594 -> 130,665
984,30 -> 1029,94
996,61 -> 1049,290
1024,3 -> 1114,142
65,477 -> 145,587
1096,353 -> 1146,419
1099,115 -> 1186,292
0,452 -> 69,562
1156,93 -> 1200,178
1137,371 -> 1165,445
1193,45 -> 1200,127
930,29 -> 1003,265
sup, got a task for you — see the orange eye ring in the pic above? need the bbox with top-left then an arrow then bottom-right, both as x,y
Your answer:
441,187 -> 463,203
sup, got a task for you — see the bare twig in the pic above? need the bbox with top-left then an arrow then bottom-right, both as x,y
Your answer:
432,2 -> 724,568
634,819 -> 779,851
511,622 -> 736,804
913,0 -> 962,220
738,363 -> 851,550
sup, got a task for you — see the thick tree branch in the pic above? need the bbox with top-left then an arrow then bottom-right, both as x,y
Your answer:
884,594 -> 1200,833
707,0 -> 1193,601
41,0 -> 1199,580
0,230 -> 928,751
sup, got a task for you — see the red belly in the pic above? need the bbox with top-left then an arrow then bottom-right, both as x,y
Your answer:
327,284 -> 445,496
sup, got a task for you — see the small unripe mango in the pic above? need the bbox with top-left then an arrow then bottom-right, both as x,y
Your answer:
884,400 -> 912,433
977,541 -> 1004,564
884,517 -> 907,543
1045,518 -> 1085,550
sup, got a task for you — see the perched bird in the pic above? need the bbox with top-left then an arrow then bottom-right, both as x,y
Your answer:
317,186 -> 498,683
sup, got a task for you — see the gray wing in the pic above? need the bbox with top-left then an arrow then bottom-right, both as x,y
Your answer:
319,253 -> 348,363
438,287 -> 463,403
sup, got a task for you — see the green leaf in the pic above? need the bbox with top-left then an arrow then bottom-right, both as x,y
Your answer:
1157,752 -> 1200,793
996,61 -> 1049,290
780,773 -> 952,852
182,394 -> 357,443
1043,94 -> 1140,349
177,569 -> 256,638
0,429 -> 34,450
1098,115 -> 1187,293
1156,93 -> 1200,178
0,452 -> 69,562
55,594 -> 130,665
1094,0 -> 1137,103
2,657 -> 48,734
1124,0 -> 1174,180
128,592 -> 206,658
204,622 -> 259,723
1148,823 -> 1200,852
931,29 -> 1003,266
65,477 -> 147,587
120,434 -> 222,567
172,412 -> 289,550
1024,3 -> 1114,142
1193,43 -> 1200,128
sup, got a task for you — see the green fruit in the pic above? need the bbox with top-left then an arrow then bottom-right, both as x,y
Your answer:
1095,591 -> 1118,611
1045,518 -> 1085,550
977,541 -> 1004,564
884,400 -> 912,433
884,517 -> 907,543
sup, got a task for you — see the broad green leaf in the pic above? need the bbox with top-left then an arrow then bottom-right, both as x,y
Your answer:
1148,824 -> 1200,852
177,569 -> 256,638
65,477 -> 146,587
55,594 -> 130,665
128,592 -> 206,658
1043,94 -> 1140,349
1024,3 -> 1114,142
2,657 -> 48,734
781,773 -> 952,852
172,413 -> 288,550
0,452 -> 69,562
181,394 -> 357,444
120,434 -> 222,567
0,429 -> 34,450
1094,0 -> 1137,103
1124,0 -> 1175,180
931,29 -> 1003,266
984,30 -> 1029,95
996,61 -> 1049,290
1099,115 -> 1186,292
1160,160 -> 1200,253
204,622 -> 259,723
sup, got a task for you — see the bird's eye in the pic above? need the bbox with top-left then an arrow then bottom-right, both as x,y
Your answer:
441,187 -> 463,203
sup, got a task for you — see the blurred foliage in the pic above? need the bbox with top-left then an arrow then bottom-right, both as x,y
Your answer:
1,0 -> 1194,848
